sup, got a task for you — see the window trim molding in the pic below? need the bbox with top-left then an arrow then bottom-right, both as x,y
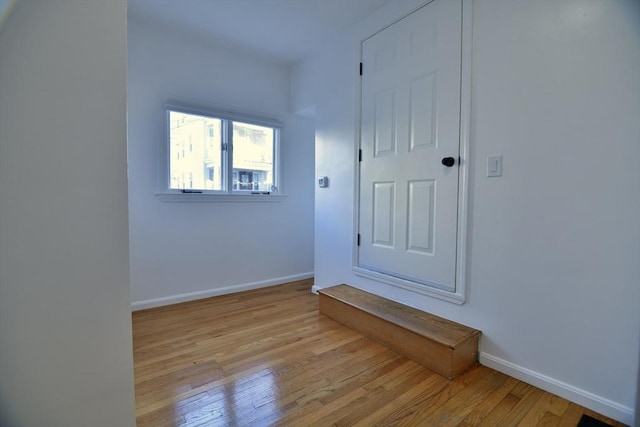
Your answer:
165,102 -> 282,130
155,193 -> 287,203
159,102 -> 284,201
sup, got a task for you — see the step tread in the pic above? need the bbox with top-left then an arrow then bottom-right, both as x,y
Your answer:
319,284 -> 480,349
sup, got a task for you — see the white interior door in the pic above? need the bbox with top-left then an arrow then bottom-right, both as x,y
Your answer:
358,0 -> 462,292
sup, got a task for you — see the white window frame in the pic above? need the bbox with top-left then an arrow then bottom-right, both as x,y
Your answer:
156,104 -> 285,203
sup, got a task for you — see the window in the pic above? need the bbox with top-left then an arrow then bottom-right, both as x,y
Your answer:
164,106 -> 281,198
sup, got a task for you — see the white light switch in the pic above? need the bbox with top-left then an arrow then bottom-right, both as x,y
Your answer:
487,155 -> 502,177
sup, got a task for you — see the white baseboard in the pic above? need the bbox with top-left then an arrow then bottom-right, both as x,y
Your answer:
131,272 -> 314,311
479,353 -> 634,425
311,284 -> 321,294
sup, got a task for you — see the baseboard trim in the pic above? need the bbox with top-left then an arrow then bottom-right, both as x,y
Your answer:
131,272 -> 314,311
479,353 -> 634,425
311,285 -> 321,294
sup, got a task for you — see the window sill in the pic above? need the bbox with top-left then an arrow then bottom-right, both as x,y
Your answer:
155,193 -> 287,203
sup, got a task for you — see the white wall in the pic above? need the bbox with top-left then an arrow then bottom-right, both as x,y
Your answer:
127,19 -> 315,309
294,0 -> 640,423
0,1 -> 136,426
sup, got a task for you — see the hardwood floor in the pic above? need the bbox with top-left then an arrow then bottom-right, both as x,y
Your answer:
132,279 -> 625,426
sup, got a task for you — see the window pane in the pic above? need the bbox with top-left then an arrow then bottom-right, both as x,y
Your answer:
232,122 -> 274,192
169,111 -> 222,190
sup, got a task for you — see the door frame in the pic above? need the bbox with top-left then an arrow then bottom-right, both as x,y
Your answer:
352,0 -> 473,305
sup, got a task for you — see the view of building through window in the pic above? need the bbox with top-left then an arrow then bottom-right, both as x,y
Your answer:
169,111 -> 276,193
169,111 -> 222,191
232,121 -> 274,191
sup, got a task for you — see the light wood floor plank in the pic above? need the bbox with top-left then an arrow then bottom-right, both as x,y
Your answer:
133,279 -> 625,426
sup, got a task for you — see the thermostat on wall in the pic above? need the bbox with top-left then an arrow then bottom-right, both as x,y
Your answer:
318,176 -> 329,188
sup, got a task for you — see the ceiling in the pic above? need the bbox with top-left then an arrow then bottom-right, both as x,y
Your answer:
128,0 -> 392,65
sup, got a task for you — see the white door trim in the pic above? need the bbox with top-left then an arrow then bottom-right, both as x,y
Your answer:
352,0 -> 472,305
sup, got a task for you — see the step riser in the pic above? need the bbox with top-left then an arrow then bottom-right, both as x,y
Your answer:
319,287 -> 479,380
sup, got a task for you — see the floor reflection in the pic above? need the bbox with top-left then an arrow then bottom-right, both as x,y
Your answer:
176,365 -> 280,426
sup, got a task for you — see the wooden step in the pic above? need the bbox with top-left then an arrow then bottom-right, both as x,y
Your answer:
318,284 -> 481,380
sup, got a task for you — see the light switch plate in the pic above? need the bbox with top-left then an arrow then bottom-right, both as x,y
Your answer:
487,155 -> 503,177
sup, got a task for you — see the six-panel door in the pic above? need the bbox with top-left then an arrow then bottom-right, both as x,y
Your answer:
358,0 -> 463,292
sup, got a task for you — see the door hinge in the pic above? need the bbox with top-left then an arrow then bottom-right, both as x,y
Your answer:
359,62 -> 363,76
222,142 -> 228,151
359,149 -> 363,162
357,234 -> 361,246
